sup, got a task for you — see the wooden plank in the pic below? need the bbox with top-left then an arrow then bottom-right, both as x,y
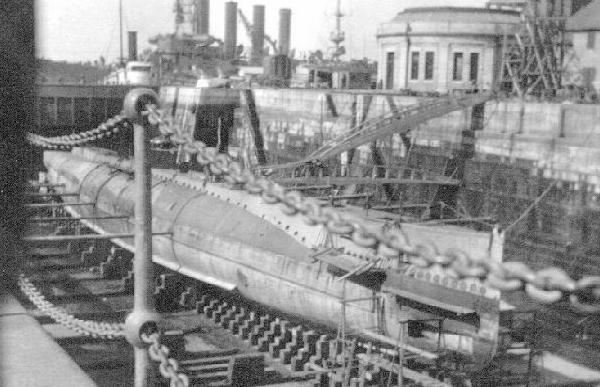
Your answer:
25,202 -> 95,209
284,185 -> 333,191
24,192 -> 79,198
383,271 -> 499,315
274,176 -> 459,186
242,89 -> 267,165
370,203 -> 430,210
360,330 -> 438,360
23,232 -> 171,243
317,193 -> 373,200
29,215 -> 130,222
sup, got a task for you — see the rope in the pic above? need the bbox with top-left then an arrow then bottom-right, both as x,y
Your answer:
504,180 -> 557,233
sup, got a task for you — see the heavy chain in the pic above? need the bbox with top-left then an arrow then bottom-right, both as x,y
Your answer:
27,114 -> 130,149
144,104 -> 600,314
141,331 -> 189,387
17,273 -> 125,338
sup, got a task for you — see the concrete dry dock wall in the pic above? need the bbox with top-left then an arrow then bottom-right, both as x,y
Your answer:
245,89 -> 471,163
474,101 -> 600,179
249,90 -> 600,180
244,89 -> 600,173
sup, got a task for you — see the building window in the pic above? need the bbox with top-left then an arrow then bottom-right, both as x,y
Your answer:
410,52 -> 419,80
470,53 -> 479,82
588,31 -> 596,49
425,52 -> 434,80
385,52 -> 395,89
453,52 -> 463,81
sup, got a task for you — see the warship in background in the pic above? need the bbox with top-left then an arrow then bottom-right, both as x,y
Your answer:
140,0 -> 376,89
103,35 -> 153,87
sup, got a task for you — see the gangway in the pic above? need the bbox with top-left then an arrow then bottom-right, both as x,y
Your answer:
303,91 -> 494,163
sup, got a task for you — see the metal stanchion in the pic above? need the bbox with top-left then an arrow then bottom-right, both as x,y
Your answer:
123,88 -> 161,387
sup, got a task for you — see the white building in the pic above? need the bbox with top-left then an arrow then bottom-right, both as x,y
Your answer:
376,7 -> 519,94
565,0 -> 600,92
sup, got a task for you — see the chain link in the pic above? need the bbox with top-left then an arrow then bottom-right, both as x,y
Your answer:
25,103 -> 600,313
144,104 -> 600,314
26,114 -> 130,149
17,273 -> 125,338
141,331 -> 189,387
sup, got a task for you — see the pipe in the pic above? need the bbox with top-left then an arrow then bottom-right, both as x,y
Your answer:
128,31 -> 138,61
278,8 -> 291,56
251,5 -> 265,64
196,0 -> 210,35
122,88 -> 160,387
132,118 -> 154,387
223,2 -> 238,60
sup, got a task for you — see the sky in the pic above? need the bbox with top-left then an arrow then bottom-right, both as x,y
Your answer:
35,0 -> 483,63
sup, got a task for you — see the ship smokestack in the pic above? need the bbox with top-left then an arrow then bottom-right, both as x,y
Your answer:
128,31 -> 138,61
251,4 -> 265,65
224,1 -> 238,60
196,0 -> 210,35
278,8 -> 291,56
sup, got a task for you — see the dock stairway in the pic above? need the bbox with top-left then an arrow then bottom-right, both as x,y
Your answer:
262,92 -> 492,197
300,91 -> 493,163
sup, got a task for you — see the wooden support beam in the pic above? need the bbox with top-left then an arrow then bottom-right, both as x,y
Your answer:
28,215 -> 130,222
242,89 -> 267,165
24,192 -> 80,198
24,202 -> 95,209
26,182 -> 65,189
284,185 -> 333,191
317,193 -> 373,201
360,330 -> 438,360
339,296 -> 378,304
274,176 -> 459,186
370,203 -> 430,211
417,217 -> 493,225
23,232 -> 172,243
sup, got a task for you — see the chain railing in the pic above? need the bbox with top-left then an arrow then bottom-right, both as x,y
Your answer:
141,330 -> 189,387
26,114 -> 130,149
17,273 -> 125,338
19,268 -> 187,384
143,104 -> 600,314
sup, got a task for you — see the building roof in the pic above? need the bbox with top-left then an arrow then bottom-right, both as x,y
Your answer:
566,0 -> 600,31
392,6 -> 519,24
378,6 -> 519,39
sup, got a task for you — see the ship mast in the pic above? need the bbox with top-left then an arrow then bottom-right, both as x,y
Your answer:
119,0 -> 124,65
330,0 -> 345,61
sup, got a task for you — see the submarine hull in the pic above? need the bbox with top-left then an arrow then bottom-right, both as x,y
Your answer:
43,148 -> 501,370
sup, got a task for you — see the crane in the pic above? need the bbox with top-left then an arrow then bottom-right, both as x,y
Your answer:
237,8 -> 278,55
